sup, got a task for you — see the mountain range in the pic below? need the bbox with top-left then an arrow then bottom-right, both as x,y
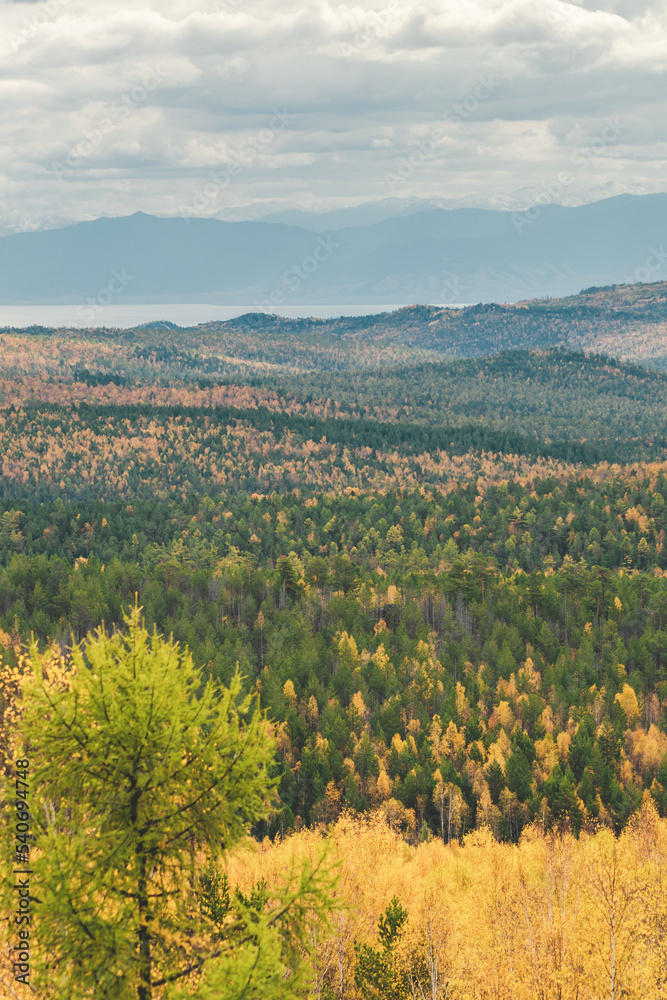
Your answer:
1,193 -> 666,306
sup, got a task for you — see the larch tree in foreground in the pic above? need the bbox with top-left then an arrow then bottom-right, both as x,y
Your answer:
9,607 -> 335,1000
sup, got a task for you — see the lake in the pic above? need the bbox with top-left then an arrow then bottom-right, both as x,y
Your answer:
0,303 -> 468,330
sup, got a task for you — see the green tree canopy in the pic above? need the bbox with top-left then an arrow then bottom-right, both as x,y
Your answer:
12,607 -> 335,1000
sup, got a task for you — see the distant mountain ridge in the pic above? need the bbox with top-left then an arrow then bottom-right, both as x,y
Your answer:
219,183 -> 667,225
1,193 -> 667,306
0,211 -> 79,239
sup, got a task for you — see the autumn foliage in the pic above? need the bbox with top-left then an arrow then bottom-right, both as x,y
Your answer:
227,798 -> 667,999
2,288 -> 667,995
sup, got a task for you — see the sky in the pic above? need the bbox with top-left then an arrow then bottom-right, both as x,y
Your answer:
1,0 -> 666,225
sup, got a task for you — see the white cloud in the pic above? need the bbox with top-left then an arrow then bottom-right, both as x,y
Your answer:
0,0 -> 665,220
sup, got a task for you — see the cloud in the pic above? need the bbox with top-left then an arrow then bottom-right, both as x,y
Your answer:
0,0 -> 665,220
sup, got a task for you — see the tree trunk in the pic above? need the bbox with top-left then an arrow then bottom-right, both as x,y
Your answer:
137,849 -> 152,1000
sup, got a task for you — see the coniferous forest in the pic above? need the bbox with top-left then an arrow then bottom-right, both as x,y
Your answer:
3,282 -> 667,999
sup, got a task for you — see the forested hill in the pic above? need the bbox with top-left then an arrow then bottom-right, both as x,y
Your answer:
213,279 -> 667,369
4,278 -> 667,372
0,350 -> 667,482
258,349 -> 667,448
1,279 -> 667,381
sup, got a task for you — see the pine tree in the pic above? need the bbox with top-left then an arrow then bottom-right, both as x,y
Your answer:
354,897 -> 411,1000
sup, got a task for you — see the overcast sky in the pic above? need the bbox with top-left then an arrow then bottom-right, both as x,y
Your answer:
1,0 -> 666,223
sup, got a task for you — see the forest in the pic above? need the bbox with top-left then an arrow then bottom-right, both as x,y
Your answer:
2,280 -> 667,999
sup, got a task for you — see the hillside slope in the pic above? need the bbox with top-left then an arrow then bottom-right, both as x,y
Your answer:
171,279 -> 667,370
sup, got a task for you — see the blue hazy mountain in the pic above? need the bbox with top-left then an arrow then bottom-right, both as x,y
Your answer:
0,193 -> 665,306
